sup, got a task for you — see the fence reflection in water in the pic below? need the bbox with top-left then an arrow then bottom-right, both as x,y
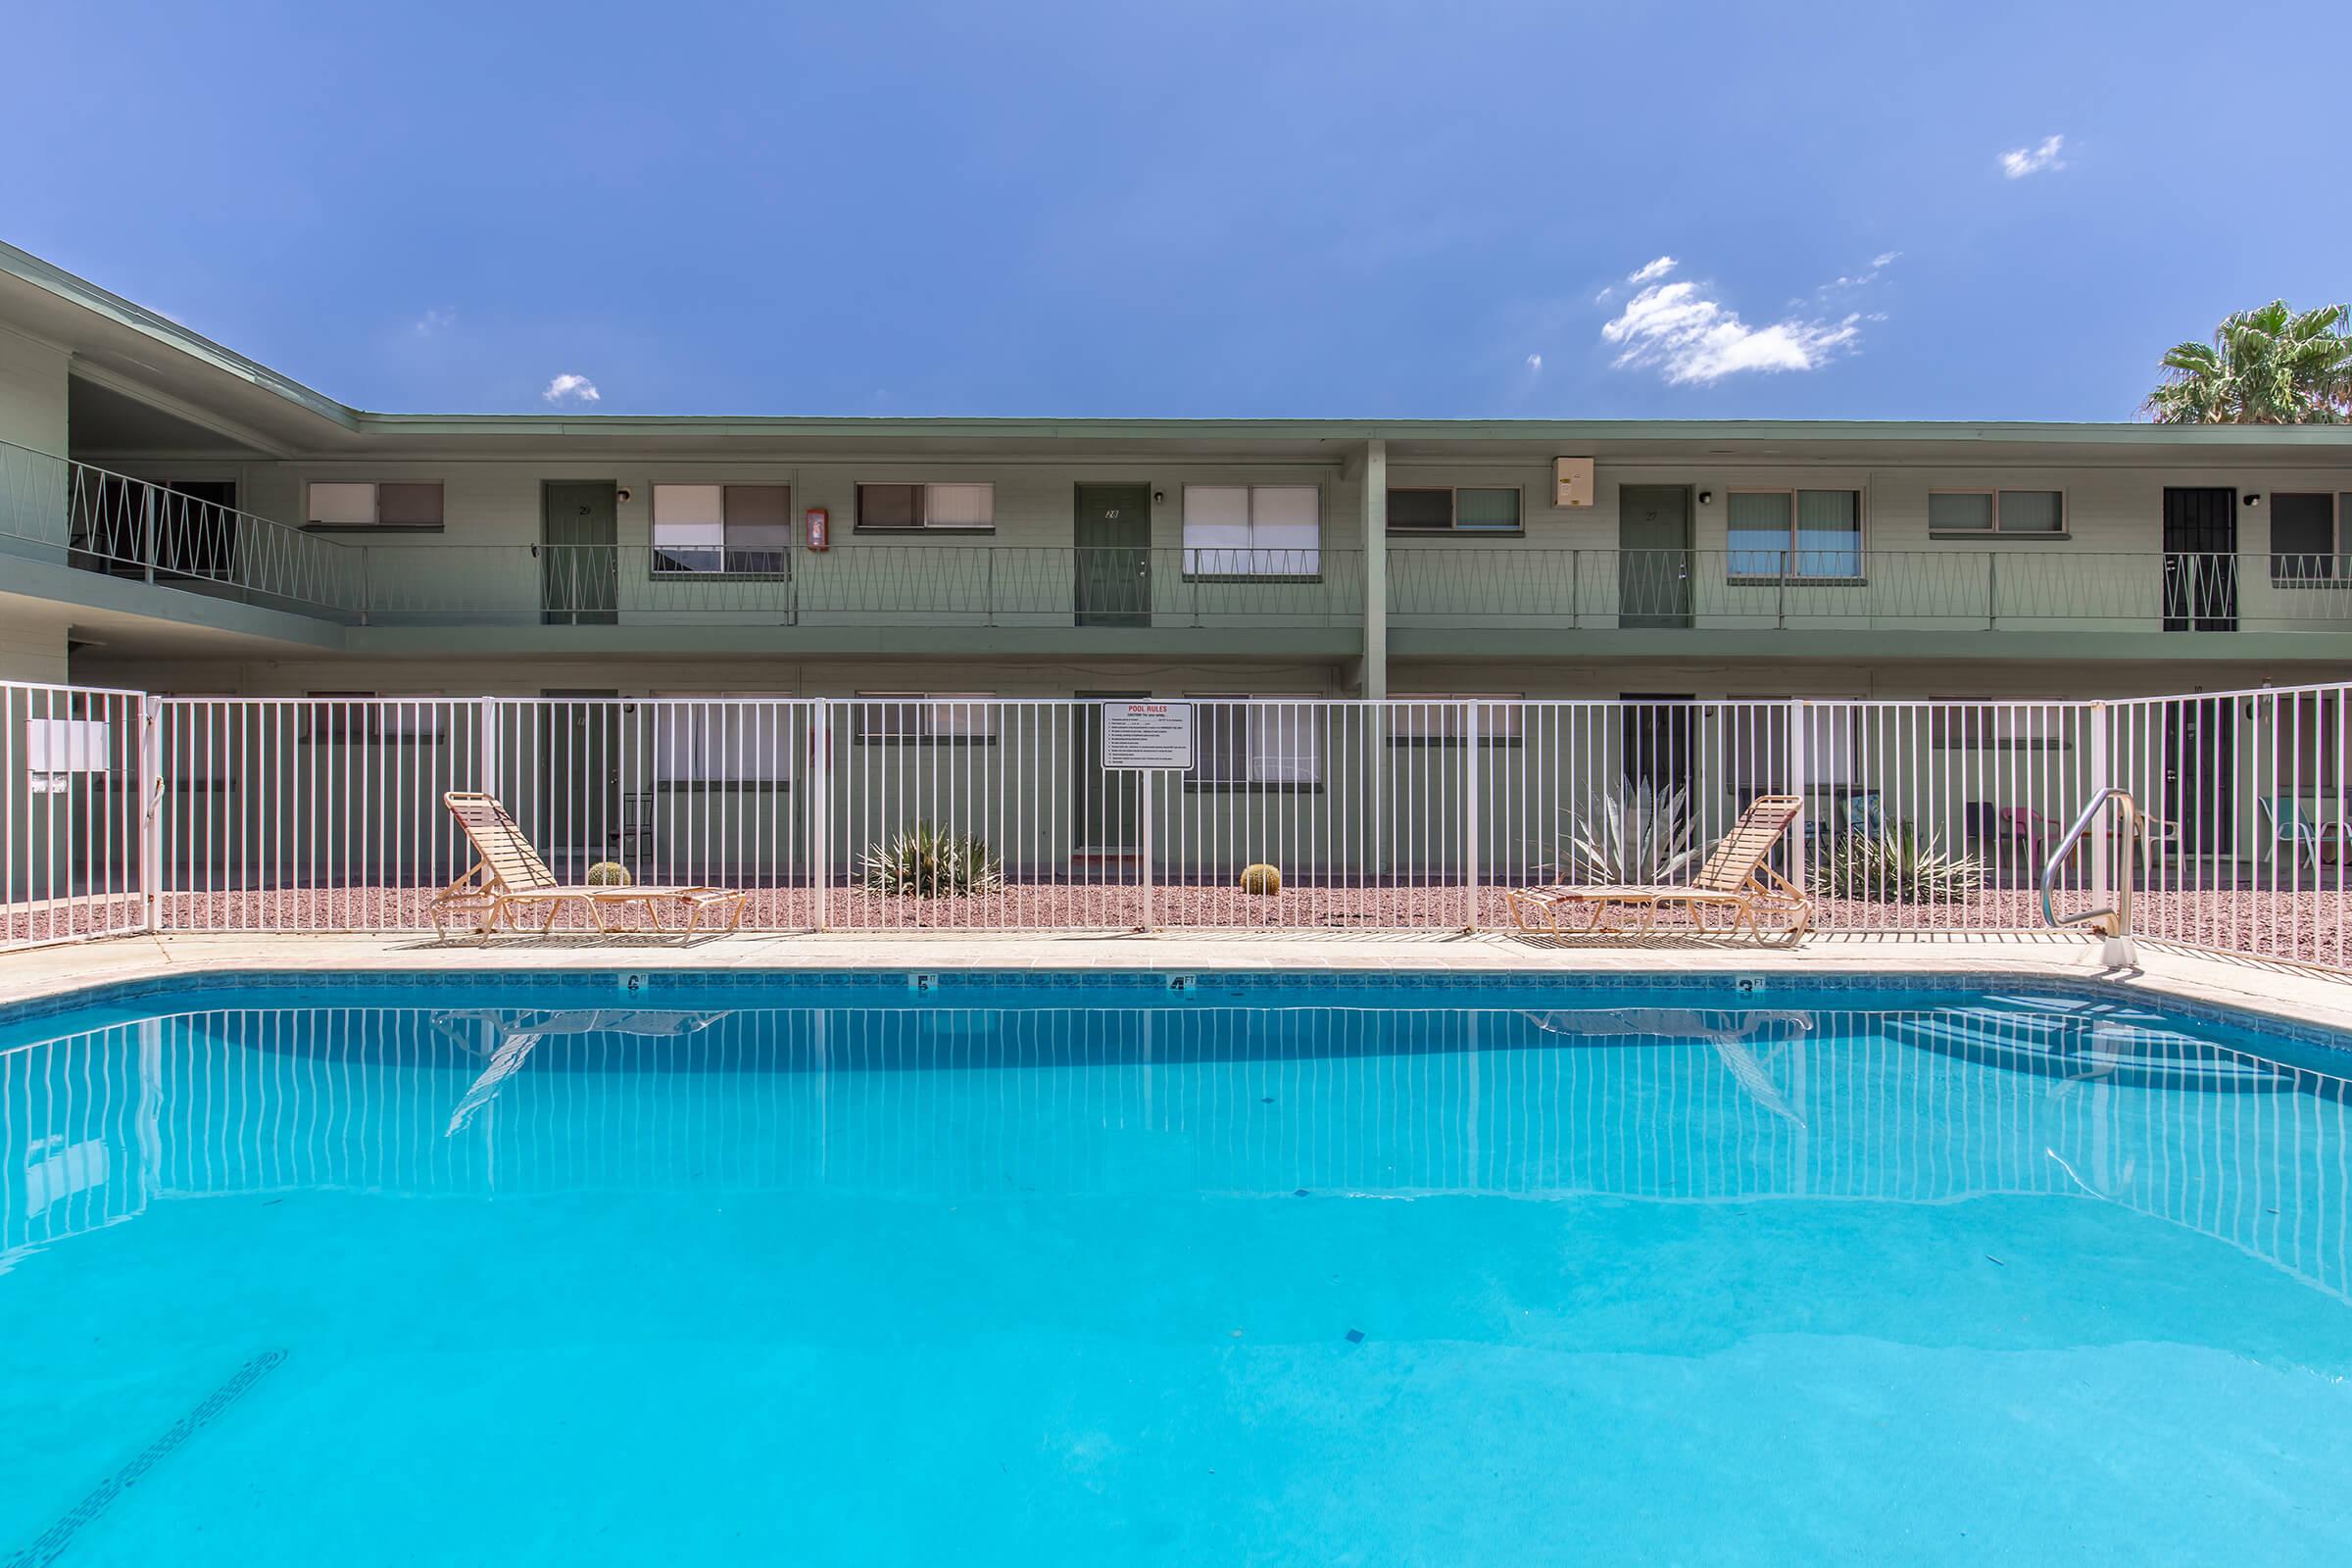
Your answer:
7,988 -> 2351,1302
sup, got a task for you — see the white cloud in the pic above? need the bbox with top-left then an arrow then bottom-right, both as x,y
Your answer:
1601,271 -> 1861,385
542,372 -> 601,405
1998,134 -> 2065,179
1627,255 -> 1678,285
1828,251 -> 1901,290
1525,353 -> 1544,373
413,307 -> 455,335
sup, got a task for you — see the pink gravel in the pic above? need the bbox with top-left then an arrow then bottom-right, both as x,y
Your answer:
10,881 -> 2352,971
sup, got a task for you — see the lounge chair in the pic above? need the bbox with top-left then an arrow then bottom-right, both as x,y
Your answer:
2257,796 -> 2347,874
431,791 -> 750,939
1843,791 -> 1886,838
1505,793 -> 1809,940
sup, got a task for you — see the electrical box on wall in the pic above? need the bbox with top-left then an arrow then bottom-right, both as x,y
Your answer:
1553,457 -> 1595,508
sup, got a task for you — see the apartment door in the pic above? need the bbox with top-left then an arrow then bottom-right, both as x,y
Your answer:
543,481 -> 619,625
2162,487 -> 2238,631
538,691 -> 625,877
1074,484 -> 1152,627
1073,691 -> 1148,854
76,478 -> 238,581
2163,694 -> 2237,857
1621,694 -> 1696,795
159,481 -> 239,581
1618,485 -> 1693,628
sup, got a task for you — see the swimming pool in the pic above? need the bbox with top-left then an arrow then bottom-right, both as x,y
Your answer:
5,970 -> 2351,1563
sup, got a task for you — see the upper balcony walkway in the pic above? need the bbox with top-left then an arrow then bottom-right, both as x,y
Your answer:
7,441 -> 2352,662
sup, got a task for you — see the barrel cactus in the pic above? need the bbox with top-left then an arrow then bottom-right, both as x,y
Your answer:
1240,862 -> 1282,896
585,861 -> 632,887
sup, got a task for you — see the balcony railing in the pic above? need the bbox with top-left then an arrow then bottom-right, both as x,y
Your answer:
0,439 -> 362,618
5,435 -> 2351,637
1387,548 -> 2352,632
365,545 -> 1367,627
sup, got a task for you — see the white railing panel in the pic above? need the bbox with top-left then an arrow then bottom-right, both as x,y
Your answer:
2103,680 -> 2352,970
1,681 -> 149,950
0,686 -> 2316,958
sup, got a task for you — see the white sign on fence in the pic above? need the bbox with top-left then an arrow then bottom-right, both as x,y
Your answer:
1102,701 -> 1193,770
26,716 -> 110,772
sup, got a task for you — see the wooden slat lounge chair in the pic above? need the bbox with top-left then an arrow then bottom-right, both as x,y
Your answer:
1505,793 -> 1809,940
431,791 -> 750,939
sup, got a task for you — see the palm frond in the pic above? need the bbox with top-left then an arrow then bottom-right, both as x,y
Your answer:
2147,300 -> 2352,423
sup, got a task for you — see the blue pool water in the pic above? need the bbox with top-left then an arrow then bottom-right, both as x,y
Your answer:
5,971 -> 2352,1565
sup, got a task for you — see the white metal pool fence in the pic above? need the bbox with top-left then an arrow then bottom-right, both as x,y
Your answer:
7,681 -> 2352,966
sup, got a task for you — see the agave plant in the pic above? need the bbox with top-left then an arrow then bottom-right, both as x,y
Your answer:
1560,782 -> 1699,885
859,822 -> 1004,898
1816,825 -> 1984,904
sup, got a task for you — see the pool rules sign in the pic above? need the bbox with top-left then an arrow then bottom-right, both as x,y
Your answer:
1101,702 -> 1189,928
1102,701 -> 1194,770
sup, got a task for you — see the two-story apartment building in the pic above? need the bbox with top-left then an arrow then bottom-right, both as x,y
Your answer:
5,238 -> 2352,900
8,240 -> 2349,714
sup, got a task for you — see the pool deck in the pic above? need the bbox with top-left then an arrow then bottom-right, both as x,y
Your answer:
6,929 -> 2352,1033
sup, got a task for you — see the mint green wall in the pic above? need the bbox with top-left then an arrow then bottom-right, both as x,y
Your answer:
0,326 -> 68,456
76,447 -> 2351,635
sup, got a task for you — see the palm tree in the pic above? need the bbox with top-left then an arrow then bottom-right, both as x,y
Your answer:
2145,301 -> 2352,423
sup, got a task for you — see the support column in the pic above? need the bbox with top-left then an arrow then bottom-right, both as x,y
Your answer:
1361,439 -> 1387,701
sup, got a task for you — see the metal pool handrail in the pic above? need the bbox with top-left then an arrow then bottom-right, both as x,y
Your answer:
2041,787 -> 2140,941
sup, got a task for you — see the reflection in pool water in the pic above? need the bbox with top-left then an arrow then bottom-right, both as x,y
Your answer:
3,976 -> 2351,1563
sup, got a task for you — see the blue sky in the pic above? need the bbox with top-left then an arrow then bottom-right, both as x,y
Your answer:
4,0 -> 2342,420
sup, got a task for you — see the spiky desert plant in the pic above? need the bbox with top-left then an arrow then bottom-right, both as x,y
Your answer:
1561,782 -> 1699,885
859,822 -> 1004,898
585,860 -> 632,887
1816,825 -> 1984,904
1239,862 -> 1282,895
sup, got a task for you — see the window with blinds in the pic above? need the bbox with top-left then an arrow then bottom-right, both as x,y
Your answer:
1728,490 -> 1862,579
1928,490 -> 2066,536
306,482 -> 445,531
1181,486 -> 1321,577
855,483 -> 996,531
652,485 -> 793,575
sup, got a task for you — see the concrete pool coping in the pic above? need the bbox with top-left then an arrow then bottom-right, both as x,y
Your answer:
7,929 -> 2352,1038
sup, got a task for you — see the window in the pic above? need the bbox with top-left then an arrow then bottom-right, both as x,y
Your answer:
305,482 -> 444,532
652,484 -> 792,575
1388,696 -> 1525,742
1182,485 -> 1321,577
2264,691 -> 2348,785
1725,701 -> 1863,788
1928,490 -> 2065,536
70,477 -> 242,578
1728,490 -> 1861,579
1192,697 -> 1323,786
855,482 -> 995,531
2270,493 -> 2352,583
300,693 -> 446,742
1928,703 -> 2075,750
855,693 -> 1000,742
1387,486 -> 1522,534
651,694 -> 794,783
376,698 -> 448,740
